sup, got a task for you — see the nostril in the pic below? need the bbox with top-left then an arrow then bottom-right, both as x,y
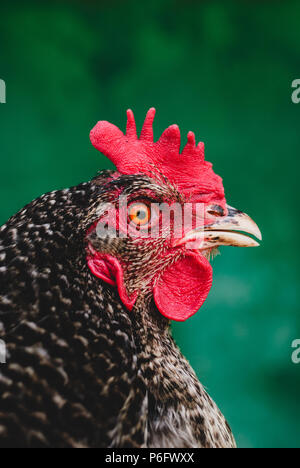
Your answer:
207,205 -> 225,217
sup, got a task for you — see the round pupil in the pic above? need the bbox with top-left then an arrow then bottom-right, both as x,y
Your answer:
136,209 -> 146,220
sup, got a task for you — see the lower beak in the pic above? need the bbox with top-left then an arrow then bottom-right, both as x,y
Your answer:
176,205 -> 262,249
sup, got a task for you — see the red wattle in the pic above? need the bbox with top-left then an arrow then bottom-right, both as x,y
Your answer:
87,252 -> 137,311
153,252 -> 213,321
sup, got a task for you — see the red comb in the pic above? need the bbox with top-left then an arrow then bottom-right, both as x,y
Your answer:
90,108 -> 225,204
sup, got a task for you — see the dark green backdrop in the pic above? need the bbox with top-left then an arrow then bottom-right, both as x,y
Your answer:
1,0 -> 299,448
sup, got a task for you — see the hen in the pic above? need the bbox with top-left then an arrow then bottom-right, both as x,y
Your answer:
0,108 -> 261,448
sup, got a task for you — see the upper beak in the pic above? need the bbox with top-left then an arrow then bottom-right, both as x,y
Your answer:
176,205 -> 262,249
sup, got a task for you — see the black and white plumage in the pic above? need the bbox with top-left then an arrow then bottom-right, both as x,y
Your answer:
0,108 -> 262,449
0,171 -> 236,448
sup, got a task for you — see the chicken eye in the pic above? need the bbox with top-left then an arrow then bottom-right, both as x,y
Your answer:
128,202 -> 151,226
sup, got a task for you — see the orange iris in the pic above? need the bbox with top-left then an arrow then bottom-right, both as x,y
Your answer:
128,202 -> 151,226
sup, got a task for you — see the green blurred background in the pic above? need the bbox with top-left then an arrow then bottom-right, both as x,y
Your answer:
0,0 -> 299,448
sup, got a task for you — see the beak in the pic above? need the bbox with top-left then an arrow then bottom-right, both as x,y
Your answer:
176,205 -> 262,249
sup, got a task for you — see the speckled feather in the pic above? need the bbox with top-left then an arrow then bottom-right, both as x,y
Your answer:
0,171 -> 236,448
